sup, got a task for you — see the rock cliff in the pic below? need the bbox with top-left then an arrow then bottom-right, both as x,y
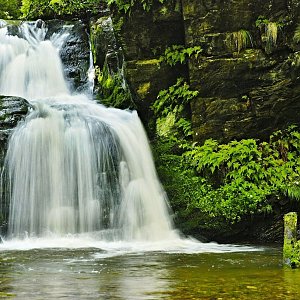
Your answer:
107,0 -> 300,142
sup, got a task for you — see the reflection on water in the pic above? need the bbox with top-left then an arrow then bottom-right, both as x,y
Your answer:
0,247 -> 300,299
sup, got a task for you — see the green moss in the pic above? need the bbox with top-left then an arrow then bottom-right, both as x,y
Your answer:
136,59 -> 161,66
112,16 -> 124,32
283,212 -> 300,268
95,63 -> 135,109
137,82 -> 151,97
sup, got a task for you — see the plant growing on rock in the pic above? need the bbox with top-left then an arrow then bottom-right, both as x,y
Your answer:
255,16 -> 287,53
294,24 -> 300,43
95,63 -> 134,109
160,45 -> 203,66
107,0 -> 166,14
227,29 -> 253,53
152,78 -> 198,138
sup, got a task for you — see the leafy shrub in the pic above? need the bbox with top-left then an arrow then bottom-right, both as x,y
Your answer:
21,0 -> 103,19
107,0 -> 166,14
152,77 -> 300,224
151,78 -> 198,138
95,63 -> 134,109
160,45 -> 203,66
0,0 -> 21,19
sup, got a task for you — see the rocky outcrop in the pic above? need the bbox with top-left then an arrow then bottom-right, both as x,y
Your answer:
184,0 -> 300,143
0,95 -> 30,165
108,0 -> 187,125
47,20 -> 91,93
109,0 -> 300,142
0,96 -> 29,149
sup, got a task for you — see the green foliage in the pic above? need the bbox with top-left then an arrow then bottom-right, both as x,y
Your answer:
230,30 -> 253,53
152,78 -> 198,138
95,64 -> 135,109
283,212 -> 300,268
153,82 -> 300,224
152,78 -> 198,117
151,79 -> 219,232
21,0 -> 102,19
294,24 -> 300,44
0,0 -> 21,19
107,0 -> 165,14
182,126 -> 300,222
255,15 -> 285,29
255,16 -> 290,53
160,45 -> 203,66
152,137 -> 221,233
290,240 -> 300,268
255,16 -> 270,28
20,0 -> 167,19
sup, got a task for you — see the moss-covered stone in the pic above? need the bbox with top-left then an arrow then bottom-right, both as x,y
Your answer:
90,16 -> 116,69
179,0 -> 300,143
112,0 -> 184,61
125,59 -> 186,125
283,212 -> 300,268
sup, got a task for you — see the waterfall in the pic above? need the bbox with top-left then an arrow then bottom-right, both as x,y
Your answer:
0,20 -> 177,241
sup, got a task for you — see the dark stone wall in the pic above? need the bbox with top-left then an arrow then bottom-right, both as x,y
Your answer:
183,0 -> 300,142
109,0 -> 187,126
110,0 -> 300,142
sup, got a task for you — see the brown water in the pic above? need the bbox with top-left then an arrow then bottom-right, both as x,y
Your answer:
0,246 -> 299,299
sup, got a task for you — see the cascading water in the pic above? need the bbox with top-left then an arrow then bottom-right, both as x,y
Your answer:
0,20 -> 177,242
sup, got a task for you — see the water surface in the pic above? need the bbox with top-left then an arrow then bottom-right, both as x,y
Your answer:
0,245 -> 298,299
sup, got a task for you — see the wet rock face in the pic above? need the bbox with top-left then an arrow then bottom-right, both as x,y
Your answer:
113,0 -> 300,142
182,0 -> 300,142
0,96 -> 29,132
47,20 -> 91,93
0,95 -> 30,155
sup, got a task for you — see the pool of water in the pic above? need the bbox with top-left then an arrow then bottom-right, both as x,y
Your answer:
0,242 -> 299,299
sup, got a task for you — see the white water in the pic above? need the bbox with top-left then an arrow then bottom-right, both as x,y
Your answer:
0,21 -> 259,253
0,20 -> 175,241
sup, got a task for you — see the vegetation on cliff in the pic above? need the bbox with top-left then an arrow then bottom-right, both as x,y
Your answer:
0,0 -> 167,19
152,78 -> 300,236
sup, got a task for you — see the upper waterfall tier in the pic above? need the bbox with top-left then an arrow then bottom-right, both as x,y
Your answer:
0,20 -> 91,98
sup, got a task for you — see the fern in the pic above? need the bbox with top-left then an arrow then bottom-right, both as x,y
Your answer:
294,24 -> 300,43
160,45 -> 203,66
